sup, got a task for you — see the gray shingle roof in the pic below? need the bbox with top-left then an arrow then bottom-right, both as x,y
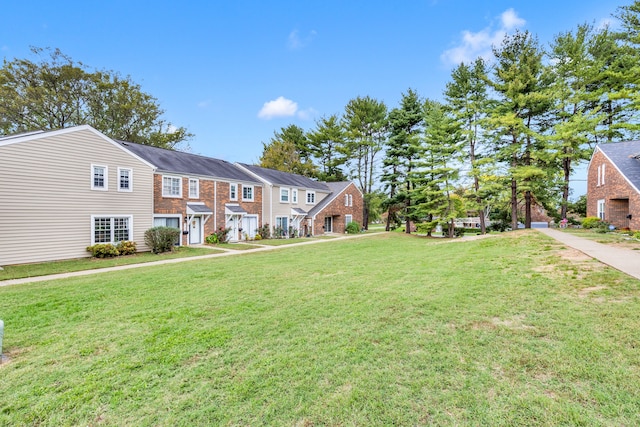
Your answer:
225,204 -> 247,214
119,141 -> 260,183
187,203 -> 213,214
597,141 -> 640,192
237,163 -> 330,191
308,181 -> 352,217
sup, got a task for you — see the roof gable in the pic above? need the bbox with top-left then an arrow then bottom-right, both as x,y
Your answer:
595,141 -> 640,194
236,163 -> 330,191
119,141 -> 260,183
308,181 -> 354,217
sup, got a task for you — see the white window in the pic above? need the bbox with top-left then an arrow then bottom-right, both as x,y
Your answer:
242,185 -> 254,201
92,216 -> 132,244
346,214 -> 353,225
91,164 -> 108,191
153,216 -> 181,245
162,175 -> 182,197
276,216 -> 289,237
189,178 -> 199,198
345,194 -> 349,206
597,199 -> 605,220
349,194 -> 353,207
280,188 -> 290,203
118,168 -> 132,192
306,191 -> 316,204
597,164 -> 606,186
230,183 -> 238,201
292,189 -> 298,203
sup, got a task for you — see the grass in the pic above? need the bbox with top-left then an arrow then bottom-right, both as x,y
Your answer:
1,231 -> 640,425
559,227 -> 640,248
0,246 -> 221,281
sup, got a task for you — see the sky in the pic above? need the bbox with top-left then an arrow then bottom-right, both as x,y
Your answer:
0,0 -> 624,197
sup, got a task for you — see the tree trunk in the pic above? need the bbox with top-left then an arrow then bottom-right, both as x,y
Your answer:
561,156 -> 571,220
511,177 -> 518,231
525,190 -> 532,228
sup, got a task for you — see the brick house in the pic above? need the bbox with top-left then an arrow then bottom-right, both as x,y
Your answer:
587,141 -> 640,230
120,141 -> 263,243
235,163 -> 364,236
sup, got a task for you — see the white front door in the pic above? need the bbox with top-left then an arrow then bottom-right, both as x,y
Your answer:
242,215 -> 258,239
227,216 -> 240,242
189,217 -> 202,244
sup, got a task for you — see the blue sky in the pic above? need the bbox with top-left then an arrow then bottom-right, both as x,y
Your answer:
1,1 -> 622,196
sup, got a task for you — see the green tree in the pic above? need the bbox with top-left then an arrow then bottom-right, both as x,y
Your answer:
547,23 -> 603,219
343,96 -> 388,229
0,47 -> 192,149
488,31 -> 552,229
444,58 -> 492,233
259,126 -> 317,176
382,89 -> 424,233
307,115 -> 348,181
412,100 -> 465,237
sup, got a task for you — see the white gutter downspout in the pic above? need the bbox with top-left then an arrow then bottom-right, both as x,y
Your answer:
214,181 -> 217,230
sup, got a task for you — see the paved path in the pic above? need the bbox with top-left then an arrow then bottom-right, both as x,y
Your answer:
537,228 -> 640,280
0,233 -> 380,287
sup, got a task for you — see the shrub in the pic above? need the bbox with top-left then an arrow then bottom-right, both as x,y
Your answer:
144,226 -> 180,254
205,233 -> 219,244
415,222 -> 433,234
254,233 -> 262,241
116,240 -> 137,256
582,216 -> 604,229
633,231 -> 640,240
86,243 -> 119,258
258,224 -> 271,239
345,221 -> 361,234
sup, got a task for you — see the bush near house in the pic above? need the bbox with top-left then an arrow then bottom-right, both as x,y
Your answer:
86,243 -> 120,258
144,227 -> 181,254
116,241 -> 137,255
345,221 -> 361,234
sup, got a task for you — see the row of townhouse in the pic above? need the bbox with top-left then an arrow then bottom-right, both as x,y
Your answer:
0,125 -> 363,266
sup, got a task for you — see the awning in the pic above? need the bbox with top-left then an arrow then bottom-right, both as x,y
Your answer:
187,203 -> 213,215
291,207 -> 307,216
225,204 -> 247,215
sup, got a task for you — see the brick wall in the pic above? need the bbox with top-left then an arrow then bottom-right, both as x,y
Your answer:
312,183 -> 364,234
587,150 -> 640,230
153,174 -> 263,244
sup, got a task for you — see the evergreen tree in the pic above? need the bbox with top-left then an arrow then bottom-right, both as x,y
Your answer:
307,115 -> 348,182
444,58 -> 492,233
488,31 -> 553,229
381,89 -> 424,233
343,96 -> 388,229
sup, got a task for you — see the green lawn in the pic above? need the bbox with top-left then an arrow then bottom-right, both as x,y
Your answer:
1,231 -> 640,425
0,246 -> 221,281
559,227 -> 640,248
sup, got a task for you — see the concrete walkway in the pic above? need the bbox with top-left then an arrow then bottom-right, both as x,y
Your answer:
0,233 -> 380,287
537,228 -> 640,280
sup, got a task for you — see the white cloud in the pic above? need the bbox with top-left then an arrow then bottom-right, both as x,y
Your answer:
441,8 -> 526,66
501,8 -> 525,30
258,96 -> 298,119
197,99 -> 211,108
287,29 -> 317,50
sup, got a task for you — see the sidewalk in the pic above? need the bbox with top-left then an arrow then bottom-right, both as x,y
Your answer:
537,228 -> 640,280
0,233 -> 380,287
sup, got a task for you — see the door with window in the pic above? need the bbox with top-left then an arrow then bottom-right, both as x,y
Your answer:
242,215 -> 258,239
324,216 -> 333,233
189,217 -> 202,244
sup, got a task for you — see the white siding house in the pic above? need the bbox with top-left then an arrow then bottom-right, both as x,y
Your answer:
0,126 -> 155,265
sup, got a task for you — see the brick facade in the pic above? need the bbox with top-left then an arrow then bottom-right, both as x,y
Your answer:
587,150 -> 640,230
153,174 -> 262,244
312,183 -> 364,234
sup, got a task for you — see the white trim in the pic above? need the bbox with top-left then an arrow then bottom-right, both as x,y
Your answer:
230,182 -> 238,201
292,188 -> 298,203
91,164 -> 108,191
91,214 -> 133,245
153,214 -> 182,246
117,167 -> 133,192
280,187 -> 290,203
306,190 -> 316,205
346,214 -> 353,225
189,178 -> 199,199
162,175 -> 182,198
597,199 -> 605,220
242,184 -> 255,202
590,147 -> 640,195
